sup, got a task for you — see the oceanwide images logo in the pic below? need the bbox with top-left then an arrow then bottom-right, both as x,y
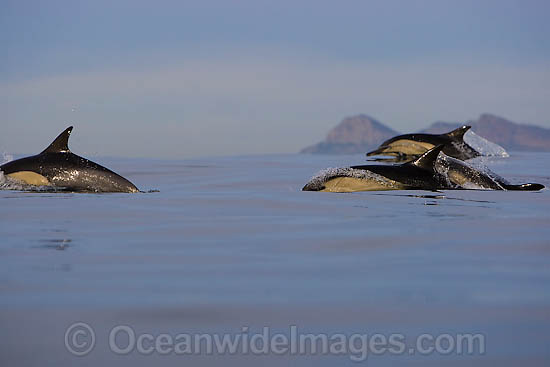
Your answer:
64,322 -> 486,362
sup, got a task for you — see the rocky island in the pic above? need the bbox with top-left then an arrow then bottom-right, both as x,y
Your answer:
300,115 -> 399,154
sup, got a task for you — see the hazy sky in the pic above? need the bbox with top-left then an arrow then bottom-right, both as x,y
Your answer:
1,0 -> 549,158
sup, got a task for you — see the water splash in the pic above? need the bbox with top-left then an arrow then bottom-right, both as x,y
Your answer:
1,152 -> 13,165
464,130 -> 509,157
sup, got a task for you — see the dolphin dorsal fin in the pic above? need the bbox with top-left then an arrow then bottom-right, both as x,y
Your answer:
445,125 -> 471,140
41,126 -> 73,153
411,145 -> 444,171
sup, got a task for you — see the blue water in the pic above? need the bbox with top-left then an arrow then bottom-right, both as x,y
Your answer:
1,152 -> 549,366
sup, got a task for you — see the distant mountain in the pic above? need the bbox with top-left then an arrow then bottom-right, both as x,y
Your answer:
300,114 -> 399,154
301,113 -> 550,154
420,114 -> 550,151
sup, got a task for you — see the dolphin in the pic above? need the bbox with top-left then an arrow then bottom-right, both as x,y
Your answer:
366,125 -> 480,161
302,145 -> 544,193
1,126 -> 139,193
303,145 -> 448,192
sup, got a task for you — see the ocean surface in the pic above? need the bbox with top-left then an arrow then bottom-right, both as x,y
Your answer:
1,152 -> 549,366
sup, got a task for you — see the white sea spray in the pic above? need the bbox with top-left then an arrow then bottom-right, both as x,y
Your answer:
464,130 -> 509,157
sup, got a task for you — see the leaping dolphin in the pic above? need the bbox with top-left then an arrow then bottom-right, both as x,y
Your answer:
303,145 -> 448,192
1,126 -> 139,193
366,125 -> 480,161
303,145 -> 544,193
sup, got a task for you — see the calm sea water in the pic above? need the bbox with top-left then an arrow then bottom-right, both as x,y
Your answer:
1,152 -> 549,366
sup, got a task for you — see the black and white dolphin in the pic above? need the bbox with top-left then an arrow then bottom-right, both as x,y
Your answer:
303,145 -> 544,193
366,125 -> 480,161
303,145 -> 448,192
1,126 -> 139,193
